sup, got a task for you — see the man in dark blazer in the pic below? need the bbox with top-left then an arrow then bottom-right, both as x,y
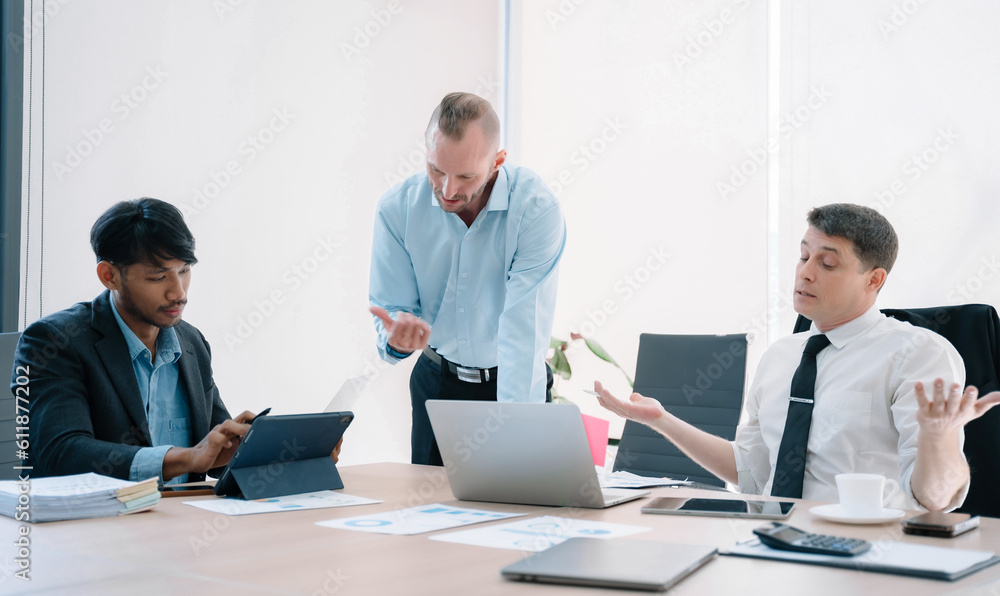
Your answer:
13,198 -> 253,482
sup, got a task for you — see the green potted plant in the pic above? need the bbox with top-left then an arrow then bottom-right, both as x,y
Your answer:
547,332 -> 633,404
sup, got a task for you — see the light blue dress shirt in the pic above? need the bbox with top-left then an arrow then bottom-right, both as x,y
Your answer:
370,165 -> 566,402
110,298 -> 192,484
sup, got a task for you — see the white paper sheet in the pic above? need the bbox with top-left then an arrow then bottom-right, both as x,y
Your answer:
315,503 -> 525,535
598,469 -> 691,489
183,490 -> 381,515
323,375 -> 371,412
429,515 -> 652,552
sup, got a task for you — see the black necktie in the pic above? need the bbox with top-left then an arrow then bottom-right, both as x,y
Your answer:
771,333 -> 831,499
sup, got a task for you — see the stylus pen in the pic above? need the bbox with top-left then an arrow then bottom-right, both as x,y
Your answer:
255,407 -> 272,419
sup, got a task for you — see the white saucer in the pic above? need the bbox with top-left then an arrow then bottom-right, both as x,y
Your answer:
809,504 -> 906,525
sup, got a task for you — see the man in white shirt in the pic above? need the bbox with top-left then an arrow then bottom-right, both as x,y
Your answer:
595,203 -> 1000,511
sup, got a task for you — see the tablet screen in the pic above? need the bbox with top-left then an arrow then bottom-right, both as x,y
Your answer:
641,497 -> 795,519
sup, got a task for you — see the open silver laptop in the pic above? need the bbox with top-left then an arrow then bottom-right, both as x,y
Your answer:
425,400 -> 648,509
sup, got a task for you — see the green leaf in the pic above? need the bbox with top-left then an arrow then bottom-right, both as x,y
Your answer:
583,337 -> 633,387
550,337 -> 568,349
584,338 -> 617,365
550,348 -> 572,380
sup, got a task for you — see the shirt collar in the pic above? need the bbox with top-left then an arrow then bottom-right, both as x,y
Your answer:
109,295 -> 182,364
486,166 -> 510,212
809,303 -> 883,350
426,166 -> 510,212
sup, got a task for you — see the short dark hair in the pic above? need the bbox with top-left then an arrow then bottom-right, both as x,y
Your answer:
807,203 -> 898,274
425,92 -> 500,147
90,198 -> 197,267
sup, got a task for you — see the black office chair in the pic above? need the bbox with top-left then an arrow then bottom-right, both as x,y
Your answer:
1,332 -> 24,481
612,333 -> 748,487
793,304 -> 1000,518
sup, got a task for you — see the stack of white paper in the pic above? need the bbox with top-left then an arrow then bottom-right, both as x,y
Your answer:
0,473 -> 160,523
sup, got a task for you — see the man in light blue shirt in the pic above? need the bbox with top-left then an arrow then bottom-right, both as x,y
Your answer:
109,294 -> 195,484
370,92 -> 566,465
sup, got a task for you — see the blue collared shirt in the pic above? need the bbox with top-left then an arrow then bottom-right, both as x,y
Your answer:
370,165 -> 566,402
110,298 -> 192,484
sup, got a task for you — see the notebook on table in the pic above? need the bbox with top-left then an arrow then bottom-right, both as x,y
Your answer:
425,400 -> 648,509
726,538 -> 1000,581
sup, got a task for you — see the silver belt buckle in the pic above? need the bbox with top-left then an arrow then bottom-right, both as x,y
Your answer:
456,366 -> 482,383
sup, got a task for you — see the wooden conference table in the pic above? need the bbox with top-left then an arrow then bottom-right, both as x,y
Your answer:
4,462 -> 1000,595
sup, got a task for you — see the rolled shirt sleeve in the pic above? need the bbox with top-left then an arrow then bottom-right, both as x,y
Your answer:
128,445 -> 173,482
890,331 -> 968,511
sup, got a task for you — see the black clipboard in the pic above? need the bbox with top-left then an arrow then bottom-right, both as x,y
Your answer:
213,411 -> 353,500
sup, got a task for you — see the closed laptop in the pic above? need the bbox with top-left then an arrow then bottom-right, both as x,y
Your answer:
501,537 -> 717,591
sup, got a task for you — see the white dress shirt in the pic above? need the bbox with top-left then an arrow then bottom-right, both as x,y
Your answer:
732,304 -> 968,510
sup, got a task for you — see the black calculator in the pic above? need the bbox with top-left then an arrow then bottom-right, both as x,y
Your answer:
753,522 -> 871,556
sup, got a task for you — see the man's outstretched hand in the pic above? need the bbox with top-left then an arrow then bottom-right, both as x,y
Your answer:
370,306 -> 431,354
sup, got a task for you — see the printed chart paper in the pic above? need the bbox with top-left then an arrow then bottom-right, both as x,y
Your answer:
184,491 -> 380,516
316,503 -> 525,535
430,515 -> 651,552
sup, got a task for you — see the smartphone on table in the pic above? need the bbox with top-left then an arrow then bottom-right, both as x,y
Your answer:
901,511 -> 980,538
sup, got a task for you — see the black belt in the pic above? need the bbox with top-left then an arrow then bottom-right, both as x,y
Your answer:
422,347 -> 497,383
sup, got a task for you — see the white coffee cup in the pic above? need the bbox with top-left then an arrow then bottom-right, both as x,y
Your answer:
835,473 -> 899,516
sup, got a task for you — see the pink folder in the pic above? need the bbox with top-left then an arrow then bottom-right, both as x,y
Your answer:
581,414 -> 610,466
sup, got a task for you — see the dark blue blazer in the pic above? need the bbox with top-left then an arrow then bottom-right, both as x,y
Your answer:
12,290 -> 230,479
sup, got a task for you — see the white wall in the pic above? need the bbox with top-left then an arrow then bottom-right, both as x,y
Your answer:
19,0 -> 502,465
778,1 -> 1000,327
511,0 -> 770,434
19,0 -> 1000,462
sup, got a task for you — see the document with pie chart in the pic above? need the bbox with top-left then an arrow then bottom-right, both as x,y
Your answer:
429,515 -> 651,552
315,503 -> 526,535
